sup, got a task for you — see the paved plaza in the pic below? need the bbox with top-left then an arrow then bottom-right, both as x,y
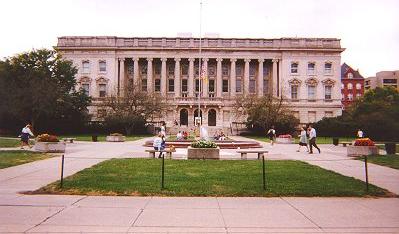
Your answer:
0,137 -> 398,233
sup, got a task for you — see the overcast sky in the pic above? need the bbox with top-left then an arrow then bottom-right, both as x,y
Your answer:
1,0 -> 398,77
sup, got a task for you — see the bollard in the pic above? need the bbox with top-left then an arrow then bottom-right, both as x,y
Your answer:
161,154 -> 165,189
364,155 -> 369,191
262,155 -> 266,190
60,154 -> 65,188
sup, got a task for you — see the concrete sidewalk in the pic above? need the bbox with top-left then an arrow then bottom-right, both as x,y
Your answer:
0,195 -> 398,233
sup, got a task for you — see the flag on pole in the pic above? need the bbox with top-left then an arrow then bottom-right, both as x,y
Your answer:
200,63 -> 207,85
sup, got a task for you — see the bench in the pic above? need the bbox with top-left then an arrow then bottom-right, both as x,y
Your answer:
62,138 -> 76,143
341,141 -> 353,147
145,148 -> 176,159
237,150 -> 268,159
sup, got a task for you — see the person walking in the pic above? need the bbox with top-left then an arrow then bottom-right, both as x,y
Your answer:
20,124 -> 34,149
153,132 -> 165,158
308,124 -> 321,154
357,129 -> 364,138
267,126 -> 276,146
160,122 -> 166,137
297,126 -> 309,152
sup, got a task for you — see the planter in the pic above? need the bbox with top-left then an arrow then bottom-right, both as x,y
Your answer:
333,138 -> 339,146
385,143 -> 396,154
34,142 -> 66,153
187,147 -> 220,159
347,145 -> 378,157
106,135 -> 125,142
276,137 -> 294,144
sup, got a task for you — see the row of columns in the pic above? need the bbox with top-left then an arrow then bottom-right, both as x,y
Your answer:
118,57 -> 280,97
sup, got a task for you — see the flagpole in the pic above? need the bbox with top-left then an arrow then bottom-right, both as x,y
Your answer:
198,1 -> 202,130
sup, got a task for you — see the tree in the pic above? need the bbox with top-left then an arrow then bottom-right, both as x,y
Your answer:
234,94 -> 299,135
0,49 -> 91,133
102,85 -> 165,135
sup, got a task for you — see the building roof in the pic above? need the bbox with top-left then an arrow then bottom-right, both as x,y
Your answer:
341,63 -> 364,79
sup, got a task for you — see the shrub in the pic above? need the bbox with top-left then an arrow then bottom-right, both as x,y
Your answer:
191,140 -> 217,148
37,134 -> 59,142
354,138 -> 375,146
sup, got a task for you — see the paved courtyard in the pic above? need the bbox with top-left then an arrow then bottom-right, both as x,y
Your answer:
0,137 -> 398,233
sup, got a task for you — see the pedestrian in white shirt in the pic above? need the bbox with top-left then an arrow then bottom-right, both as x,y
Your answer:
357,129 -> 364,138
308,124 -> 320,154
267,126 -> 276,146
20,124 -> 34,149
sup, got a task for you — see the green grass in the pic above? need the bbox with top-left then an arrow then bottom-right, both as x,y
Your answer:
58,134 -> 151,142
0,138 -> 35,148
359,155 -> 399,170
0,151 -> 54,169
35,158 -> 389,197
245,135 -> 356,144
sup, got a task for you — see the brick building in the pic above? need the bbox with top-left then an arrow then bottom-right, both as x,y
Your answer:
341,63 -> 364,109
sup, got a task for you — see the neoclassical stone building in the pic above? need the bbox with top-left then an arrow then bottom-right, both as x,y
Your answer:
57,36 -> 344,133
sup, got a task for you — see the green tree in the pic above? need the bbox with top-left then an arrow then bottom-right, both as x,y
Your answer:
0,49 -> 91,133
234,94 -> 299,135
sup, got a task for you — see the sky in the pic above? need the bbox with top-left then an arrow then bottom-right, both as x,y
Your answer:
1,0 -> 398,77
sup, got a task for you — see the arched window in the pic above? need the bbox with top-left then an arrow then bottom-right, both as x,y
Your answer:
348,73 -> 353,79
82,60 -> 90,73
356,83 -> 361,90
208,109 -> 217,126
180,109 -> 188,126
347,83 -> 353,90
291,62 -> 298,74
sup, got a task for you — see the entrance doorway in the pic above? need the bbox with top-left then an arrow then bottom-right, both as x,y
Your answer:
180,109 -> 188,126
193,109 -> 203,125
208,109 -> 216,126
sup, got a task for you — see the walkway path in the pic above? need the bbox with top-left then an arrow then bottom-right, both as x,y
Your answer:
0,137 -> 398,233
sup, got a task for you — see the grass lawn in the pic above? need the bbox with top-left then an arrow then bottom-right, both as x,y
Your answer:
35,158 -> 389,197
359,154 -> 399,170
0,151 -> 54,169
0,138 -> 35,148
58,134 -> 151,142
245,135 -> 356,144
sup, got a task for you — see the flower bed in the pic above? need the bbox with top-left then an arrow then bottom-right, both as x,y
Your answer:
276,134 -> 294,144
34,134 -> 65,153
347,138 -> 378,156
188,140 -> 219,159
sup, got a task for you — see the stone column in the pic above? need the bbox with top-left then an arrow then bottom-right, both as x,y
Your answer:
119,58 -> 125,96
216,58 -> 223,97
272,59 -> 278,97
230,58 -> 237,97
257,59 -> 264,97
188,58 -> 195,97
174,58 -> 181,97
202,58 -> 209,97
147,58 -> 153,93
244,59 -> 250,95
161,58 -> 167,96
133,58 -> 139,86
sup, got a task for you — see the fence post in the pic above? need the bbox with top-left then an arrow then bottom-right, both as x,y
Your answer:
364,155 -> 369,191
60,154 -> 65,188
161,154 -> 165,189
262,155 -> 266,190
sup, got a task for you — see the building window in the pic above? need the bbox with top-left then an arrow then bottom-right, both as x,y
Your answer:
208,66 -> 216,76
263,79 -> 269,95
325,85 -> 332,100
99,61 -> 106,72
249,65 -> 256,77
181,64 -> 188,76
324,62 -> 332,74
154,79 -> 161,92
347,73 -> 353,79
291,62 -> 298,74
249,79 -> 256,93
99,84 -> 106,97
168,65 -> 174,76
195,79 -> 200,92
222,80 -> 229,92
325,111 -> 333,118
307,62 -> 315,75
154,64 -> 161,75
291,85 -> 298,100
182,79 -> 188,92
236,65 -> 243,76
82,61 -> 90,73
194,65 -> 199,76
82,84 -> 90,96
142,79 -> 147,91
236,79 -> 242,92
308,85 -> 316,100
140,64 -> 147,75
168,79 -> 174,92
356,83 -> 361,90
356,93 -> 362,99
222,65 -> 229,76
348,94 -> 353,100
347,83 -> 353,90
263,64 -> 268,76
209,79 -> 215,92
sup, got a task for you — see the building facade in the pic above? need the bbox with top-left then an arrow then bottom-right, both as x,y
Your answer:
57,36 -> 344,133
341,63 -> 364,109
365,70 -> 399,91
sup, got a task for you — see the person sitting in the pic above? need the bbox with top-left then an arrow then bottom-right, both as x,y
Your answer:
153,133 -> 165,158
183,131 -> 188,140
219,131 -> 226,141
213,131 -> 219,140
176,131 -> 183,140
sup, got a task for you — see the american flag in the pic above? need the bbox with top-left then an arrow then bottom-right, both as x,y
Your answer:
200,63 -> 207,85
